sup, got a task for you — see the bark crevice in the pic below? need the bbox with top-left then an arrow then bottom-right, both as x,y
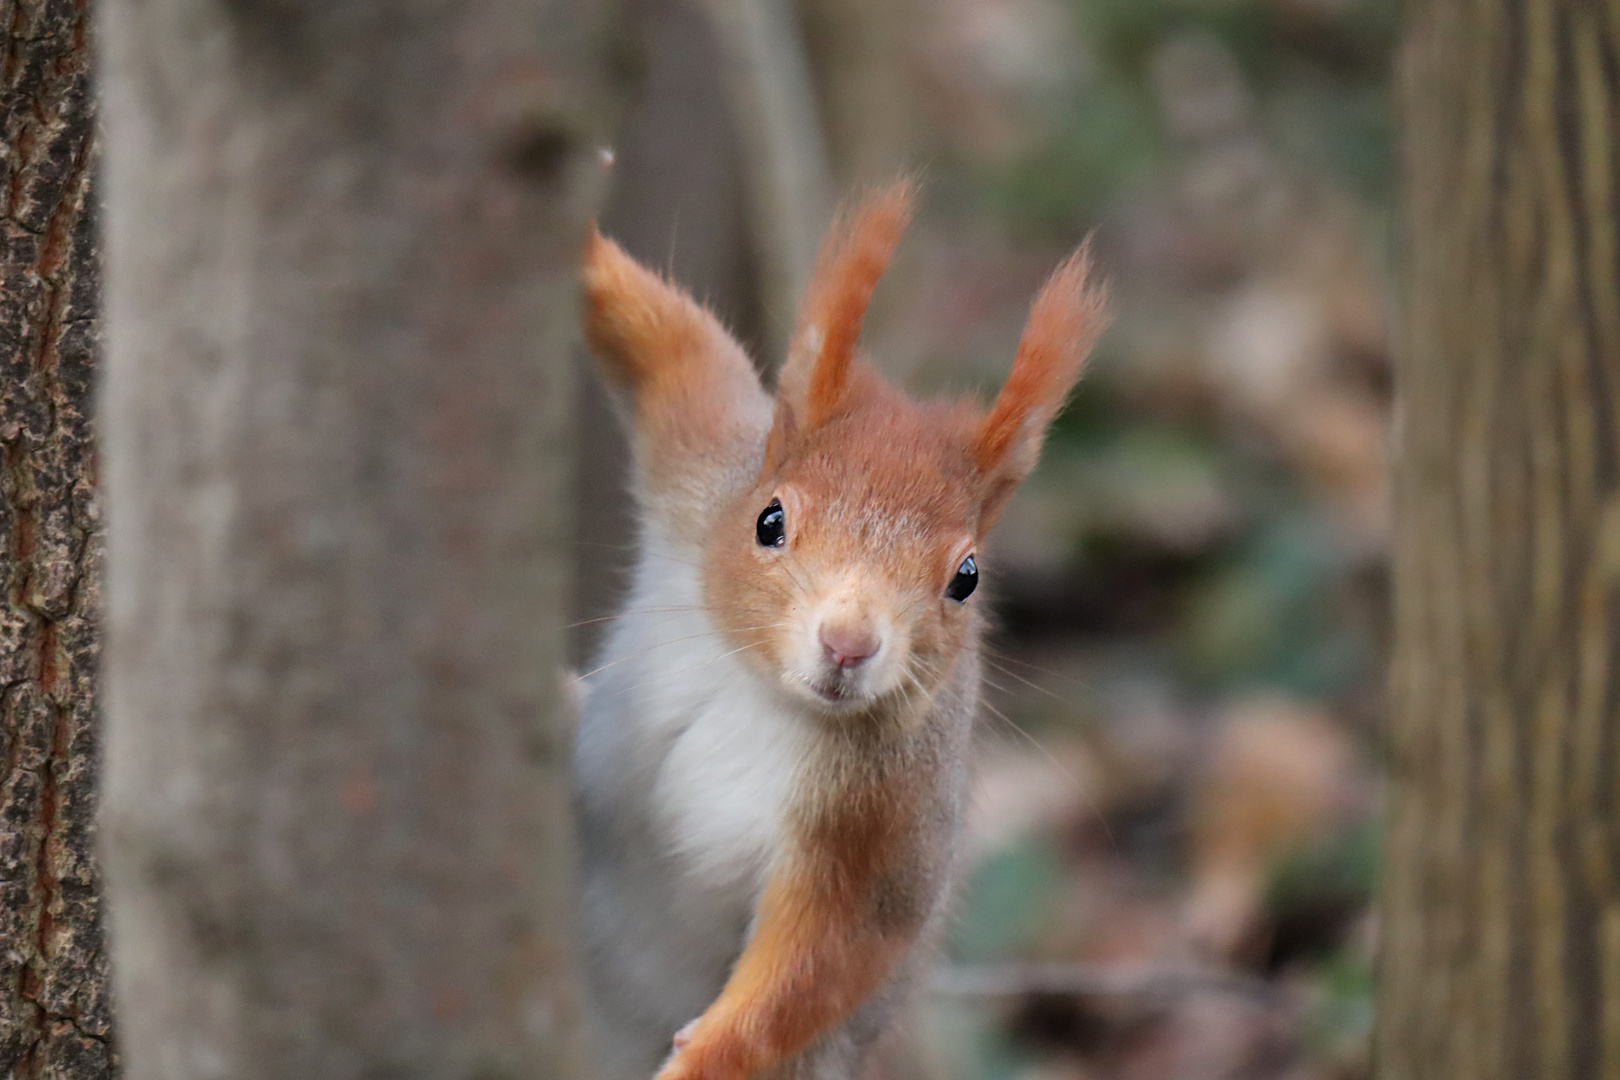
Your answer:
0,0 -> 108,1075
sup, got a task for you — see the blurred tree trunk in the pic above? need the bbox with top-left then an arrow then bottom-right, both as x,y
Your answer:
695,0 -> 830,354
0,1 -> 113,1076
97,2 -> 607,1078
796,0 -> 921,186
1380,6 -> 1620,1079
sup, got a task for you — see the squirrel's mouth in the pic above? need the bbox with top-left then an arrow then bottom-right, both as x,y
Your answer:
804,673 -> 874,709
808,678 -> 852,704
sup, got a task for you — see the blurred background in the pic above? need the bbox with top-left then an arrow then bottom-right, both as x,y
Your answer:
573,1 -> 1396,1077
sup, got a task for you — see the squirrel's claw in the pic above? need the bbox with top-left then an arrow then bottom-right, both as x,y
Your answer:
653,1020 -> 703,1080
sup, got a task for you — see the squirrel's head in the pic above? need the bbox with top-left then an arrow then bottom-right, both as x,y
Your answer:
583,180 -> 1108,717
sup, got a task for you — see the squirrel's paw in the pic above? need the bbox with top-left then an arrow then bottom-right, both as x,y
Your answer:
652,1021 -> 702,1080
651,1051 -> 704,1080
654,1024 -> 751,1080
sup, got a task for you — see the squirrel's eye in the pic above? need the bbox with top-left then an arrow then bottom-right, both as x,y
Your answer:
946,555 -> 978,602
756,499 -> 786,548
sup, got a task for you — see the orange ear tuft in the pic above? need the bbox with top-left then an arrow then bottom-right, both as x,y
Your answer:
778,179 -> 916,428
581,223 -> 737,397
581,224 -> 664,392
976,243 -> 1110,519
581,225 -> 773,542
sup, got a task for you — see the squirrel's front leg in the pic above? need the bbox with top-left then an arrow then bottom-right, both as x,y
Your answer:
653,852 -> 916,1080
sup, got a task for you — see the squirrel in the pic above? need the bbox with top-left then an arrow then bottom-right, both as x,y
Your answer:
572,179 -> 1109,1080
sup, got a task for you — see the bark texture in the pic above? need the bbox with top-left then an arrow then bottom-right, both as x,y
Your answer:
0,0 -> 113,1075
97,2 -> 606,1078
1380,5 -> 1620,1079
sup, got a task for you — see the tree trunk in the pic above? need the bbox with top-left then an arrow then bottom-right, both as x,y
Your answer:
796,0 -> 921,187
97,2 -> 607,1078
1380,6 -> 1620,1079
0,0 -> 113,1075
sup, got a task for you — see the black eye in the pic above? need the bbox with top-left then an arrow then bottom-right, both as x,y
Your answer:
756,499 -> 786,547
946,555 -> 978,602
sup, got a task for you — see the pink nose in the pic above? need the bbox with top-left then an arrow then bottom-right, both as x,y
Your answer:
820,621 -> 880,670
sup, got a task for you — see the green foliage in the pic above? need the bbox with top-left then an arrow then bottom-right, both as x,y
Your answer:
1298,935 -> 1377,1064
1180,515 -> 1368,694
1266,818 -> 1380,917
976,0 -> 1398,232
985,78 -> 1163,235
930,2 -> 1395,1074
948,837 -> 1068,962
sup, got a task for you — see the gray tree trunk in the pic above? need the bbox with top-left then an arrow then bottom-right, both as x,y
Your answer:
0,0 -> 113,1076
97,2 -> 608,1078
1379,4 -> 1620,1078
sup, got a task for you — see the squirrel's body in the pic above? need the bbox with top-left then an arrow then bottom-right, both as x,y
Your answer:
576,550 -> 975,1077
574,182 -> 1106,1080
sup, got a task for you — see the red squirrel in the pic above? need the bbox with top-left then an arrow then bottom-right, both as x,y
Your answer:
573,180 -> 1108,1080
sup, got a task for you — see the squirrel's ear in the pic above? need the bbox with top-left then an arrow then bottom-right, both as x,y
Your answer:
773,180 -> 915,433
761,398 -> 798,478
582,224 -> 751,399
582,225 -> 773,542
975,243 -> 1110,530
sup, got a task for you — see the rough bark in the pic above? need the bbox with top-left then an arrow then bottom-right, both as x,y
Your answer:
0,0 -> 113,1076
1380,5 -> 1620,1079
97,2 -> 607,1078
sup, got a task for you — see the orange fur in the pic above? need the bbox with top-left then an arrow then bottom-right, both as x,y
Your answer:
777,180 -> 916,431
655,758 -> 926,1080
579,196 -> 1109,1080
709,373 -> 984,690
581,225 -> 772,545
653,867 -> 904,1080
581,224 -> 759,414
975,244 -> 1110,525
677,385 -> 980,1080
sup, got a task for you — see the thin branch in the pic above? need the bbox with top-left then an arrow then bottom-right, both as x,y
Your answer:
929,962 -> 1280,1004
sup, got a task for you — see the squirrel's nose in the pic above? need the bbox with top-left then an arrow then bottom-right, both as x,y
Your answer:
819,620 -> 880,670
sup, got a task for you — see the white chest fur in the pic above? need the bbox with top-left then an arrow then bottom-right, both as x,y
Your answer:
591,548 -> 812,898
652,665 -> 810,893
